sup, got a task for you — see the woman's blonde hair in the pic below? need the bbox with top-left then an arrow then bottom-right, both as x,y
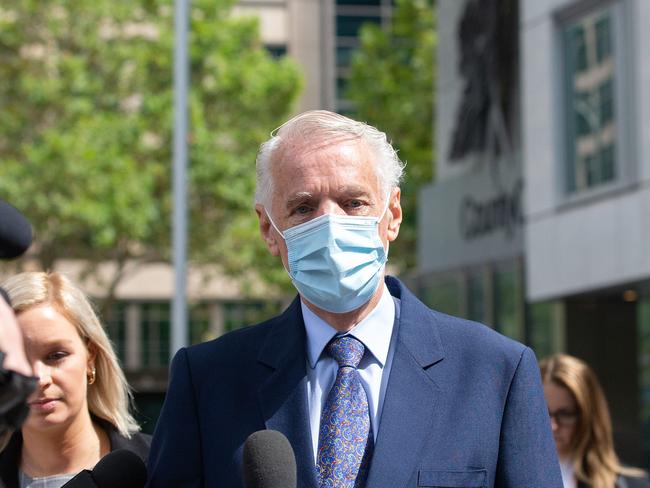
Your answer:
540,353 -> 644,488
1,271 -> 139,439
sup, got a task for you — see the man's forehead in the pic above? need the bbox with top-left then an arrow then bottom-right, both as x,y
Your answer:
266,135 -> 383,205
272,140 -> 377,182
273,133 -> 370,163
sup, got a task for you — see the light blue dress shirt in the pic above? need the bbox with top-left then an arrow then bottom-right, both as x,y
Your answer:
303,284 -> 399,460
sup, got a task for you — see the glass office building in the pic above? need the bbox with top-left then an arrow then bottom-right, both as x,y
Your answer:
418,0 -> 650,467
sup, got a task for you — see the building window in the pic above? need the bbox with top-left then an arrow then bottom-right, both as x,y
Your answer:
265,44 -> 287,58
336,15 -> 382,37
337,0 -> 383,5
222,300 -> 282,333
494,266 -> 522,341
336,46 -> 356,69
189,302 -> 213,345
563,4 -> 619,193
140,302 -> 170,368
417,261 -> 525,340
104,302 -> 127,365
419,276 -> 462,318
103,299 -> 285,370
334,0 -> 393,110
467,272 -> 485,323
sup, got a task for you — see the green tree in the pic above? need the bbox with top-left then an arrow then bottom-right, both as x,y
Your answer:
0,0 -> 301,303
346,0 -> 436,272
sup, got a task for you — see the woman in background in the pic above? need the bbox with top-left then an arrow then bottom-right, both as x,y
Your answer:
0,271 -> 149,488
541,353 -> 649,488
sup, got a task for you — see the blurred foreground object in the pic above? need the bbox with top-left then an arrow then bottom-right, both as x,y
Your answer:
0,198 -> 35,436
0,199 -> 32,259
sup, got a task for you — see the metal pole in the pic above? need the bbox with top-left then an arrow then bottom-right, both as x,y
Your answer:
171,0 -> 189,358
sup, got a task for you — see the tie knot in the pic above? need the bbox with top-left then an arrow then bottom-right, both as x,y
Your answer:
327,335 -> 365,368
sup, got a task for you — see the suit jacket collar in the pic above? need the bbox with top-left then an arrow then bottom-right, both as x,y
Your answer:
256,276 -> 446,488
257,298 -> 318,488
257,296 -> 305,370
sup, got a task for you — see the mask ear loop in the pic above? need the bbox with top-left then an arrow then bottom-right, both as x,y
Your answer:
377,188 -> 395,260
264,209 -> 293,275
378,188 -> 394,223
264,209 -> 284,238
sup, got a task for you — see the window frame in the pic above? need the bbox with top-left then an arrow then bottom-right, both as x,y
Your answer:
554,0 -> 636,206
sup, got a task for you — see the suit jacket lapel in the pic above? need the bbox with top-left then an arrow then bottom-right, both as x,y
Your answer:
257,298 -> 318,488
366,278 -> 445,488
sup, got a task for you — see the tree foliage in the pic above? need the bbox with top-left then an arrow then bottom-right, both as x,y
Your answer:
346,0 -> 436,272
0,0 -> 301,296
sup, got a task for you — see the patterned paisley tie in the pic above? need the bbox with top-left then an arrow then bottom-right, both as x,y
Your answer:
317,335 -> 373,488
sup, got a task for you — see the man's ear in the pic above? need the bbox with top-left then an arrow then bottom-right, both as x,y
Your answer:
386,187 -> 402,242
256,204 -> 280,256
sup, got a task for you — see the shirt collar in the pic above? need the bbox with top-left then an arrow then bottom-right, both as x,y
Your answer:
303,284 -> 395,369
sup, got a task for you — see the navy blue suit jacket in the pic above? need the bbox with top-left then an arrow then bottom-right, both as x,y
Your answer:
147,277 -> 562,487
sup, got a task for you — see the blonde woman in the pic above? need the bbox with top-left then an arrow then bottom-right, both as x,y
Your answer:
0,272 -> 150,488
541,353 -> 649,488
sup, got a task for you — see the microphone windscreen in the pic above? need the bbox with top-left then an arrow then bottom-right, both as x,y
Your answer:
92,449 -> 147,488
0,199 -> 32,260
243,430 -> 297,488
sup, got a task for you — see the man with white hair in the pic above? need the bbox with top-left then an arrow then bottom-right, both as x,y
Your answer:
148,111 -> 562,487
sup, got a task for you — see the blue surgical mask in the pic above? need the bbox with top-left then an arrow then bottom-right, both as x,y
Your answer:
267,201 -> 390,313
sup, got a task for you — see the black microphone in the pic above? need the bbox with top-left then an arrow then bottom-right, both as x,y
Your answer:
0,199 -> 32,260
61,449 -> 147,488
243,430 -> 297,488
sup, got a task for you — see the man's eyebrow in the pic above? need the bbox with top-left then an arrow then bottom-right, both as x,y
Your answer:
285,192 -> 314,209
284,187 -> 375,208
337,185 -> 373,196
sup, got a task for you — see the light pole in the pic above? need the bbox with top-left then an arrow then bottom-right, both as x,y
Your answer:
171,0 -> 189,359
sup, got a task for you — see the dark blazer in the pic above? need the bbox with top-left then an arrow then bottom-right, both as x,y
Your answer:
147,276 -> 562,487
0,418 -> 151,488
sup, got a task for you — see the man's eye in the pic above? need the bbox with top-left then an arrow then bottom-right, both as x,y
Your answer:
294,205 -> 311,215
